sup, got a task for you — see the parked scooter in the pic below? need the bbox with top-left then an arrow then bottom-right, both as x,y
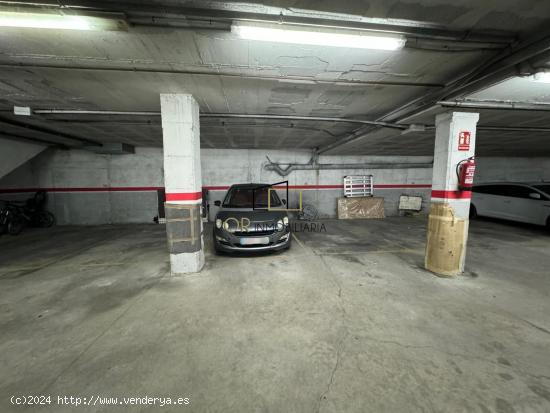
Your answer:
0,203 -> 24,235
7,191 -> 55,229
0,191 -> 55,235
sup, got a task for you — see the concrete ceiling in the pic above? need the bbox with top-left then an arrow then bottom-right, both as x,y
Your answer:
0,0 -> 550,155
333,106 -> 550,156
332,77 -> 550,156
213,0 -> 550,34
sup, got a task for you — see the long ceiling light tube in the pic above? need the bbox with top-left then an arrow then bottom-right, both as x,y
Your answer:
231,21 -> 405,50
0,9 -> 126,31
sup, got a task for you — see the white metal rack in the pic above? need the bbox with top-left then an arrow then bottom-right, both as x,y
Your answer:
344,175 -> 374,198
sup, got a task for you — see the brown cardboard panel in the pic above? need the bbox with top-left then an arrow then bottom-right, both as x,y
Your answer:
165,203 -> 202,254
425,202 -> 468,277
337,197 -> 385,219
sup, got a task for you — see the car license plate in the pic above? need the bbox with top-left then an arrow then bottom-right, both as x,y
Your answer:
239,237 -> 269,246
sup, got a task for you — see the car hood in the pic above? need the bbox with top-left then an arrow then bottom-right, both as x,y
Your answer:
215,208 -> 287,223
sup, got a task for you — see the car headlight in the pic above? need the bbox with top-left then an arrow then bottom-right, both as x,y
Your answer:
215,219 -> 222,229
223,220 -> 230,231
283,216 -> 289,225
277,219 -> 284,231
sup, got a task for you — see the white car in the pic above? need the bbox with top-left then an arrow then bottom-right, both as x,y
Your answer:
471,182 -> 550,227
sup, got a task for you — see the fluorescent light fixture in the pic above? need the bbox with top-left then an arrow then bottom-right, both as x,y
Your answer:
232,22 -> 405,50
13,106 -> 31,116
531,72 -> 550,84
0,10 -> 126,31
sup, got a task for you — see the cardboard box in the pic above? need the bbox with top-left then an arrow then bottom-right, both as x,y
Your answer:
337,197 -> 385,219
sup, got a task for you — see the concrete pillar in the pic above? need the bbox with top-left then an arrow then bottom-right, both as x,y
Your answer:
160,94 -> 204,274
425,112 -> 479,277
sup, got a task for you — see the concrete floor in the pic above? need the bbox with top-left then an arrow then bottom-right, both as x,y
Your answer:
1,217 -> 549,412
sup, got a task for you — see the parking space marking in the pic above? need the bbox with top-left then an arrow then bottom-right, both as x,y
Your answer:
292,233 -> 305,249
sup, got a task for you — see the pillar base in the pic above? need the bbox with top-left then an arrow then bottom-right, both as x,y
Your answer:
425,202 -> 469,277
170,250 -> 205,275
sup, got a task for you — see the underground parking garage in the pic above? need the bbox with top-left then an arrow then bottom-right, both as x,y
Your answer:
1,0 -> 550,411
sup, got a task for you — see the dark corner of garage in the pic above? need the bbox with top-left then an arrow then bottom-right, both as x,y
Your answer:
1,1 -> 550,412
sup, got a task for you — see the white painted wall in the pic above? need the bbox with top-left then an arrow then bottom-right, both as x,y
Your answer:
0,147 -> 163,224
201,149 -> 433,219
475,157 -> 550,183
1,147 -> 549,225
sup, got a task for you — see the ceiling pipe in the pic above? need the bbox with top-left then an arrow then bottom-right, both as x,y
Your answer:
264,156 -> 433,177
479,126 -> 550,133
32,110 -> 408,130
201,114 -> 408,130
423,125 -> 550,133
33,110 -> 159,116
438,100 -> 550,111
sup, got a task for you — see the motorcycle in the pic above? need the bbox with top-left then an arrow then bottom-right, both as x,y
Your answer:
0,203 -> 25,235
0,191 -> 55,235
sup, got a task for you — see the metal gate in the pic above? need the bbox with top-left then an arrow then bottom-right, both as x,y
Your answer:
344,175 -> 374,198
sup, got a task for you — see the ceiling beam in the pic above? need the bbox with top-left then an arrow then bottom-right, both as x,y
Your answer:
31,110 -> 408,130
317,29 -> 550,154
0,116 -> 102,146
0,63 -> 443,89
0,132 -> 68,148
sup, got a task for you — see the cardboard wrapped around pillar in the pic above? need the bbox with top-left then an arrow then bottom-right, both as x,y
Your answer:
337,197 -> 385,220
425,202 -> 469,277
165,203 -> 202,254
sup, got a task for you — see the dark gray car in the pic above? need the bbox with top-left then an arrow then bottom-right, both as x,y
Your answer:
213,183 -> 291,253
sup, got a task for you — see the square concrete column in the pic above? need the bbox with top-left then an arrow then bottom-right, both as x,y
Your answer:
425,111 -> 479,277
160,94 -> 204,274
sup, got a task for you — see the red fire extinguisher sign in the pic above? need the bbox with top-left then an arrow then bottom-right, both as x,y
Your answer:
458,131 -> 471,151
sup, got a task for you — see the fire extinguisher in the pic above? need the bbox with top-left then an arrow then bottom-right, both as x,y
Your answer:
456,156 -> 476,191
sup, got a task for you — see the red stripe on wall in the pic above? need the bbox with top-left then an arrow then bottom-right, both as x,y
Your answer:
204,184 -> 432,191
0,186 -> 164,193
0,188 -> 40,194
375,184 -> 431,189
431,190 -> 472,199
0,184 -> 433,194
165,192 -> 202,201
202,185 -> 230,191
279,184 -> 342,189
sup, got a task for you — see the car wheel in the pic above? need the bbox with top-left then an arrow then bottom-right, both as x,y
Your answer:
469,204 -> 478,219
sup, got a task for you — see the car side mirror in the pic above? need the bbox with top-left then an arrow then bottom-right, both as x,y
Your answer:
214,200 -> 221,206
529,193 -> 541,200
282,199 -> 287,205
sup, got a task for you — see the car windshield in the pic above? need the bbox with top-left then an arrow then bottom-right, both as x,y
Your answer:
223,186 -> 282,208
533,185 -> 550,195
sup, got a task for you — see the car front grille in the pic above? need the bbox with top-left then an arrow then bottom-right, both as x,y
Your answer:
234,229 -> 275,237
